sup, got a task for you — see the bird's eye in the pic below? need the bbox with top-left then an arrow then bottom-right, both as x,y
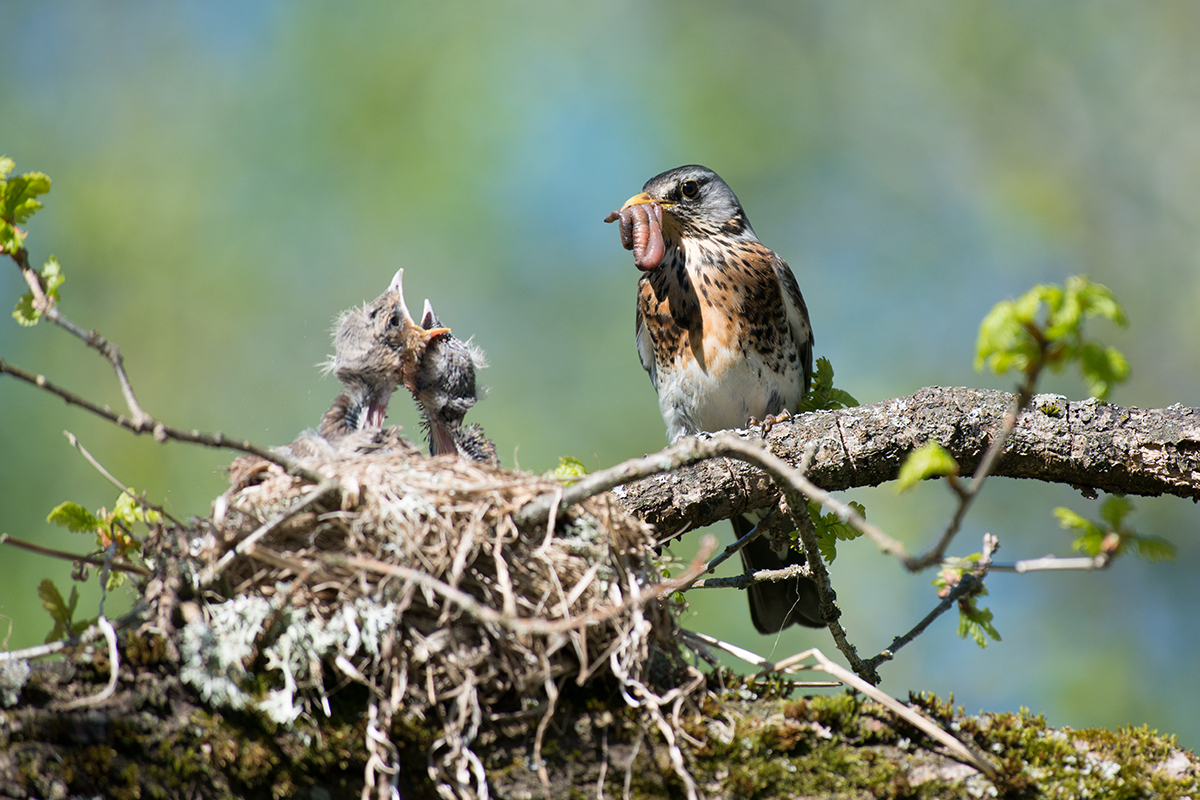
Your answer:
389,308 -> 403,328
680,180 -> 700,199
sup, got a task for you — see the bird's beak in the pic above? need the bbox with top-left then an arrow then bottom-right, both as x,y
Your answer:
620,191 -> 655,211
390,269 -> 450,342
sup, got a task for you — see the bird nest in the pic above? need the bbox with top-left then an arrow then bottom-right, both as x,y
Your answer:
171,440 -> 689,797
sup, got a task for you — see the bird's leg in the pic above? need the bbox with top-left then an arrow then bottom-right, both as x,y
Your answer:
746,409 -> 791,437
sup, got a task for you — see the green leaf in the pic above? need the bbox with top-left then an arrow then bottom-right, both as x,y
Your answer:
895,441 -> 958,492
38,580 -> 89,643
10,257 -> 65,326
810,500 -> 865,563
798,357 -> 859,412
550,456 -> 589,484
41,256 -> 64,296
1078,342 -> 1129,401
1131,535 -> 1177,562
976,277 -> 1130,399
975,298 -> 1033,375
958,603 -> 1002,648
0,156 -> 14,180
1,170 -> 51,225
113,490 -> 161,527
1099,495 -> 1134,531
12,293 -> 38,326
47,501 -> 101,534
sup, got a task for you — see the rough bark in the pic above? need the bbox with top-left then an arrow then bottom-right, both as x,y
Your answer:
614,387 -> 1200,538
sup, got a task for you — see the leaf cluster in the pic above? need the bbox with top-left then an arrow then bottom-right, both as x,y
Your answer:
549,455 -> 589,484
46,491 -> 160,588
975,275 -> 1129,399
1054,495 -> 1176,562
37,579 -> 92,644
809,500 -> 865,563
798,357 -> 858,412
932,555 -> 1002,648
0,155 -> 50,253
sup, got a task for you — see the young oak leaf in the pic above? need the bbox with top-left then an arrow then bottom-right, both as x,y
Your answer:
38,579 -> 93,644
1055,495 -> 1175,562
896,441 -> 959,492
798,357 -> 859,413
810,500 -> 866,563
46,501 -> 101,534
13,256 -> 64,327
550,456 -> 589,485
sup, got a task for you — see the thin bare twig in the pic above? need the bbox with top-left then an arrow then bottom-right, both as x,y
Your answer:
676,506 -> 780,594
991,555 -> 1110,572
688,562 -> 810,590
63,430 -> 184,527
865,573 -> 983,671
0,532 -> 151,577
0,357 -> 323,483
763,647 -> 999,780
12,247 -> 149,427
866,534 -> 998,671
901,364 -> 1044,572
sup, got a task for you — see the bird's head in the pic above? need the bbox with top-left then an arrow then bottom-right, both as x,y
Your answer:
620,165 -> 754,242
323,269 -> 449,432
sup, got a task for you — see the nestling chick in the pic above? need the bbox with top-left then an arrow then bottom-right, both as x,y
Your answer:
316,270 -> 448,441
408,300 -> 498,465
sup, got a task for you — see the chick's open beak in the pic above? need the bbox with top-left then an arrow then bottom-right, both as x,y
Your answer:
390,269 -> 450,342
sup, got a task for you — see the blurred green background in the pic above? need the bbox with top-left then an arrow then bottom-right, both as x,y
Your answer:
2,1 -> 1198,748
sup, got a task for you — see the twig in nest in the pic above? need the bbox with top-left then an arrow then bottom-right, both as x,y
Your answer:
210,480 -> 339,576
59,616 -> 121,709
335,534 -> 717,637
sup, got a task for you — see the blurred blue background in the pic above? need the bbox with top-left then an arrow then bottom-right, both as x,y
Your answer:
2,1 -> 1197,749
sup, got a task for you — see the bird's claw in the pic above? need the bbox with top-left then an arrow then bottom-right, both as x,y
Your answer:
747,410 -> 791,437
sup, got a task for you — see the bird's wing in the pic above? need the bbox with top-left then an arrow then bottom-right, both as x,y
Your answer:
635,290 -> 658,390
773,254 -> 814,393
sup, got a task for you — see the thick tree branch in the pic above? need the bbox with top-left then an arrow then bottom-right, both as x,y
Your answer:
615,388 -> 1200,537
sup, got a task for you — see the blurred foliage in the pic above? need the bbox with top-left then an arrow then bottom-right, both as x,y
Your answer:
2,0 -> 1200,748
548,455 -> 589,484
38,579 -> 91,644
1055,496 -> 1176,563
933,555 -> 1002,649
896,441 -> 959,493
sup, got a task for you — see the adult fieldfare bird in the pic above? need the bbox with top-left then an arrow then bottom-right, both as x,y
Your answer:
607,164 -> 821,634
